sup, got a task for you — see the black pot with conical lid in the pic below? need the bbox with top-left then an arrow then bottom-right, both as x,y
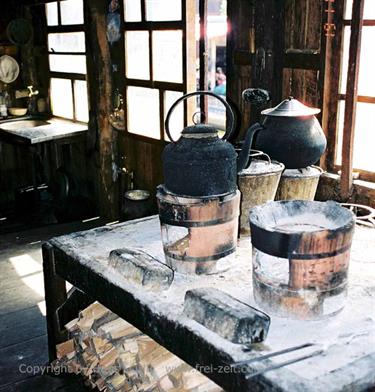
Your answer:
163,91 -> 259,197
243,95 -> 327,169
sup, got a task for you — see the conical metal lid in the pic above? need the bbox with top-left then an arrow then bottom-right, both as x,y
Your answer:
261,96 -> 321,117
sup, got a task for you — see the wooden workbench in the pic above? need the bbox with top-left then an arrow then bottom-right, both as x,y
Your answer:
42,216 -> 375,392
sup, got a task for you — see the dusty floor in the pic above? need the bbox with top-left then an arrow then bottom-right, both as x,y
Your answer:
0,219 -> 107,391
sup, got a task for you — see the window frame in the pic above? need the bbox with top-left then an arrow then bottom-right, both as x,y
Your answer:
122,0 -> 196,142
328,0 -> 375,194
46,1 -> 88,123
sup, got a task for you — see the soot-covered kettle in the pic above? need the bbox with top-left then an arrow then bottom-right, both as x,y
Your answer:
163,91 -> 258,197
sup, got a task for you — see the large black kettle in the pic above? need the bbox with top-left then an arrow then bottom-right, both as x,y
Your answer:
244,95 -> 327,169
163,91 -> 257,197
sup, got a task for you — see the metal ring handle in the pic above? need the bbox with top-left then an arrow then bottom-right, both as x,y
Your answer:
249,149 -> 271,165
165,91 -> 236,142
235,149 -> 272,168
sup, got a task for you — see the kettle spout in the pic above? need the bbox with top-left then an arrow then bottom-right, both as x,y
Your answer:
237,123 -> 264,172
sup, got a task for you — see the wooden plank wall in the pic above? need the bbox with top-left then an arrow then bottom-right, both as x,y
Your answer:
227,0 -> 325,137
119,136 -> 164,211
283,0 -> 323,108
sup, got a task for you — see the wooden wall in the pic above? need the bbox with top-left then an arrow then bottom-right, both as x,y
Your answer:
227,0 -> 325,135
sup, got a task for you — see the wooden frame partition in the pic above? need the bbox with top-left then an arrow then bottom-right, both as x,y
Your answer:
340,0 -> 365,198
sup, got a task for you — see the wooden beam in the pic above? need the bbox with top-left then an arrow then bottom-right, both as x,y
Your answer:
320,0 -> 345,172
340,0 -> 365,199
198,0 -> 208,122
84,0 -> 118,219
339,93 -> 375,103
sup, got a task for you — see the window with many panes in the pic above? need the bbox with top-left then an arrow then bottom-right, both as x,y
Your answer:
45,0 -> 89,123
123,0 -> 192,141
335,0 -> 375,181
123,0 -> 228,141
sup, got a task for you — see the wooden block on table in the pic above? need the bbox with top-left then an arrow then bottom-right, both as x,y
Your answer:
183,287 -> 270,344
109,248 -> 174,291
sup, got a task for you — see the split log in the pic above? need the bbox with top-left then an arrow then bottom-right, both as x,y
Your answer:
54,301 -> 223,392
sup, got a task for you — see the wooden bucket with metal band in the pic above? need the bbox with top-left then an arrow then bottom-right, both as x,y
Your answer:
157,185 -> 240,274
238,152 -> 284,235
249,200 -> 355,319
275,165 -> 323,201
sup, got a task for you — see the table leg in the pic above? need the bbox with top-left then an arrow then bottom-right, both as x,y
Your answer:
42,242 -> 68,362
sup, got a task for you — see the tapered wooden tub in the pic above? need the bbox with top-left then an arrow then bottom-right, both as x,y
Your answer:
249,200 -> 355,320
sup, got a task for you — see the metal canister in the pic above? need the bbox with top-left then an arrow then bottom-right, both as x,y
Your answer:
275,165 -> 323,201
121,190 -> 152,221
238,152 -> 284,235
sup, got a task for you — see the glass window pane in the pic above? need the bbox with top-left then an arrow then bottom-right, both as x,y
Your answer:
145,0 -> 181,21
207,95 -> 226,134
46,2 -> 58,26
124,0 -> 142,22
358,27 -> 375,97
345,0 -> 352,19
74,80 -> 89,122
364,0 -> 375,18
336,100 -> 375,171
48,33 -> 86,53
125,31 -> 150,80
49,54 -> 87,74
345,0 -> 375,19
50,78 -> 74,119
340,27 -> 375,96
164,91 -> 183,141
60,0 -> 84,25
339,27 -> 350,95
352,102 -> 375,171
335,100 -> 345,166
127,87 -> 160,139
152,30 -> 182,83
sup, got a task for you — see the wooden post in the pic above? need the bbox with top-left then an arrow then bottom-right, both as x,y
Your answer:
42,243 -> 68,362
340,0 -> 365,199
199,0 -> 208,122
320,0 -> 345,173
84,0 -> 118,219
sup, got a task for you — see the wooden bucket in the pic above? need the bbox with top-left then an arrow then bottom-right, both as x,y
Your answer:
249,200 -> 355,319
275,165 -> 323,201
157,186 -> 240,275
238,154 -> 284,235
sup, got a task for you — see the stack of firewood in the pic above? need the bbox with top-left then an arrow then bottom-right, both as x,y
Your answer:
54,302 -> 222,392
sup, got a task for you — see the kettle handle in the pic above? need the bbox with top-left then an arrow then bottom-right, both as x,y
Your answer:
165,91 -> 236,142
